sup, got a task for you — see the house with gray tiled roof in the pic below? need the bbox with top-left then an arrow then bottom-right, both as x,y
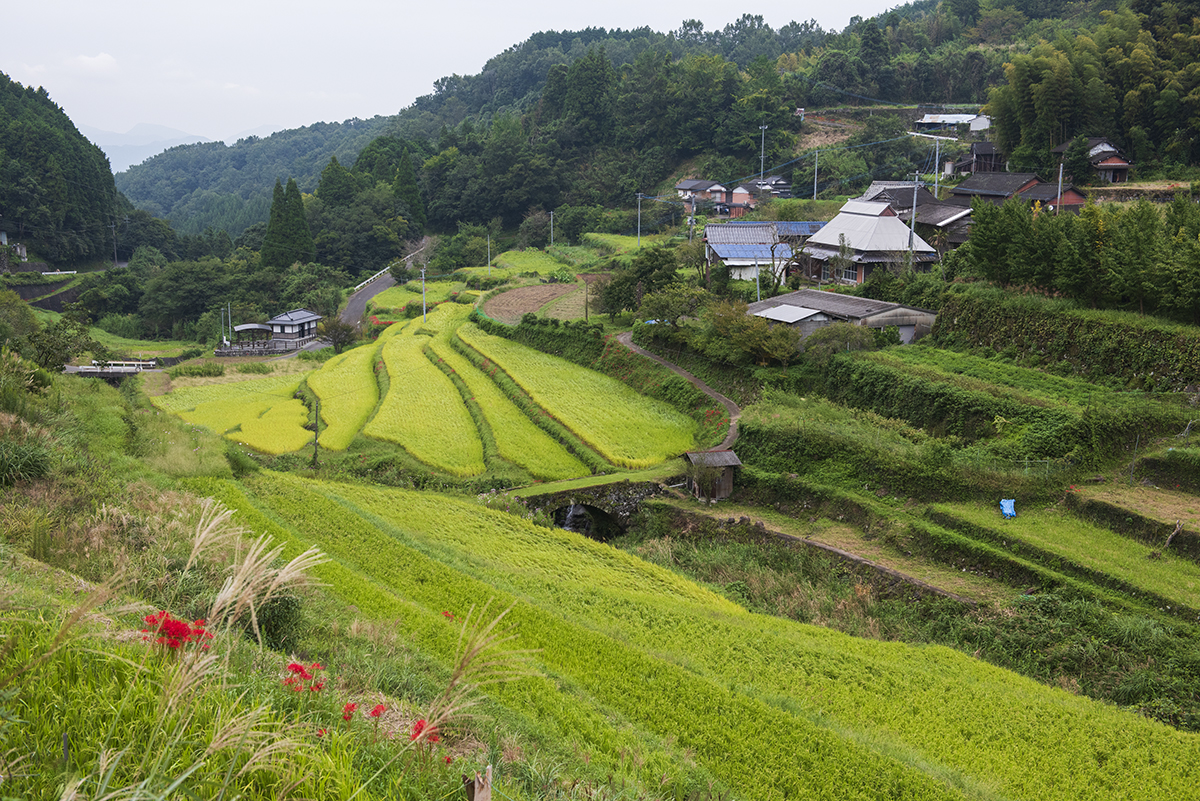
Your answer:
799,201 -> 937,285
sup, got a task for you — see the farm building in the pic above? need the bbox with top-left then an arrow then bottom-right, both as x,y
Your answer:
683,449 -> 742,500
746,289 -> 936,343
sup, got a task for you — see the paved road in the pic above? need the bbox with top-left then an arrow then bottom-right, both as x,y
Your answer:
341,272 -> 396,325
341,239 -> 430,325
614,331 -> 741,450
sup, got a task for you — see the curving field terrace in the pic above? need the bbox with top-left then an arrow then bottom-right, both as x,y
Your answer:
363,322 -> 484,476
458,323 -> 696,468
185,470 -> 1200,801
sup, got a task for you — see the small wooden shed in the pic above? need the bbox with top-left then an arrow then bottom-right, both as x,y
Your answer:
683,450 -> 742,501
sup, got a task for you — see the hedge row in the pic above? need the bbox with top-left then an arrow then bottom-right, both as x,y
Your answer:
820,353 -> 1186,467
931,287 -> 1200,391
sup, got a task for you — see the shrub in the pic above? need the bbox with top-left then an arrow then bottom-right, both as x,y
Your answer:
169,362 -> 225,379
0,439 -> 52,485
236,361 -> 273,374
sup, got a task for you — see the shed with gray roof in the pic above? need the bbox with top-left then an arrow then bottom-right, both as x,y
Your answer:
746,289 -> 935,343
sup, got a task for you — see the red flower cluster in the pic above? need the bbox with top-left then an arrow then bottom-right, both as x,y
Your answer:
140,611 -> 213,650
410,718 -> 439,743
369,703 -> 387,718
441,610 -> 456,621
342,702 -> 358,721
283,661 -> 325,692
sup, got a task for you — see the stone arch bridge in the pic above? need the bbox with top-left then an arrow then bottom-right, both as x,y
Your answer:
519,480 -> 672,539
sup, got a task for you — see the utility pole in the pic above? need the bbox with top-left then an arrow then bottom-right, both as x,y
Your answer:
487,234 -> 491,276
934,139 -> 941,198
421,264 -> 428,322
636,193 -> 643,246
1056,162 -> 1064,216
550,210 -> 554,246
109,221 -> 117,267
759,124 -> 768,181
813,151 -> 819,200
909,173 -> 920,255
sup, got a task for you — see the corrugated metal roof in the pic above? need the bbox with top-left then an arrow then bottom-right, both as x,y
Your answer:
805,206 -> 935,255
748,290 -> 903,320
685,450 -> 742,467
776,221 -> 825,236
753,305 -> 822,323
268,309 -> 323,325
838,200 -> 893,217
917,114 -> 976,124
951,173 -> 1040,197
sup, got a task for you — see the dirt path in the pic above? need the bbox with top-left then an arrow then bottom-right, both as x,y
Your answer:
614,331 -> 741,450
659,498 -> 1011,606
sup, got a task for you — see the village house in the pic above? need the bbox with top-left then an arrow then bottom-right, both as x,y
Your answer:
799,200 -> 937,285
1050,137 -> 1131,183
703,220 -> 825,281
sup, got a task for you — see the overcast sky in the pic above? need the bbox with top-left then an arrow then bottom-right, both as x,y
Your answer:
9,0 -> 903,143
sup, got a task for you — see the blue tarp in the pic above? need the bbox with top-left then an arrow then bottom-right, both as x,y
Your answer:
1000,499 -> 1016,518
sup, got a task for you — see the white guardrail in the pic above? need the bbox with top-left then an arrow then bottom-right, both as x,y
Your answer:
351,244 -> 427,293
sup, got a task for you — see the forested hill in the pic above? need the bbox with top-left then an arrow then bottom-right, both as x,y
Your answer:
113,117 -> 394,237
0,72 -> 117,262
115,0 -> 1181,238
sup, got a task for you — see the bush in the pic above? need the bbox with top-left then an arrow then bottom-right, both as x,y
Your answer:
0,439 -> 52,486
168,362 -> 225,379
236,361 -> 273,374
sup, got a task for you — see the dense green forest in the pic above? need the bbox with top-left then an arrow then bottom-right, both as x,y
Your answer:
0,74 -> 117,263
110,0 -> 1193,244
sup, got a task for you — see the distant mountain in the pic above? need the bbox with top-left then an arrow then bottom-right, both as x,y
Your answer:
79,123 -> 213,173
114,116 -> 396,236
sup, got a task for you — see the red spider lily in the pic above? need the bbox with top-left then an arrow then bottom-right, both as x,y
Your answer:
442,610 -> 455,620
140,611 -> 213,651
283,661 -> 325,692
410,718 -> 439,743
444,755 -> 453,764
370,704 -> 386,718
317,728 -> 327,737
342,702 -> 358,721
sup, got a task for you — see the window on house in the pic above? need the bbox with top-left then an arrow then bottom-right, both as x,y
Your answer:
821,264 -> 831,281
841,263 -> 858,283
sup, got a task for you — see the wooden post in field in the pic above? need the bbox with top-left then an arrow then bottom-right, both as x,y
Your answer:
464,764 -> 492,801
312,399 -> 320,468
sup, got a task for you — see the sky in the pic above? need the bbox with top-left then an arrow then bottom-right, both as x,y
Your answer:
8,0 -> 904,144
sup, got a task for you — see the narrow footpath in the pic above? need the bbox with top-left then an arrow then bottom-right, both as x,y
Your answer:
613,331 -> 741,450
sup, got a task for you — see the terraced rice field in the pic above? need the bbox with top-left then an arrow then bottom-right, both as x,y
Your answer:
458,323 -> 696,468
150,371 -> 314,454
933,502 -> 1200,614
185,470 -> 1200,801
481,283 -> 577,324
428,318 -> 589,481
492,249 -> 566,273
306,344 -> 381,450
363,321 -> 484,476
